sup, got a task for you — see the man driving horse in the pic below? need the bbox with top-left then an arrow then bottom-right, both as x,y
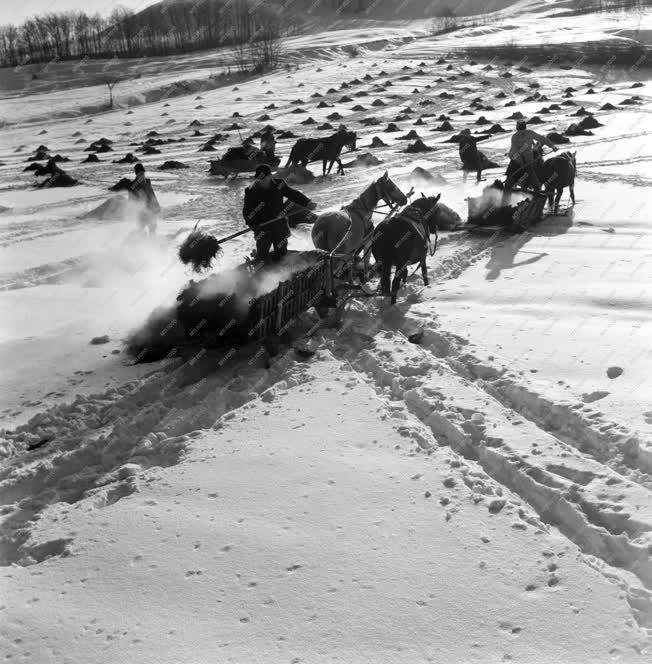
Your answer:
242,164 -> 317,264
259,128 -> 276,161
505,120 -> 558,194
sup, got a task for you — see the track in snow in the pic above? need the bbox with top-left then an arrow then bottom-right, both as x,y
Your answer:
1,39 -> 650,638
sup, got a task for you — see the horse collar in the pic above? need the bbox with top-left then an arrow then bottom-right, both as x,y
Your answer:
402,206 -> 428,241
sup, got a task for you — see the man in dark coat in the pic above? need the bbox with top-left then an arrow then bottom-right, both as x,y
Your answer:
459,129 -> 492,182
242,164 -> 317,263
129,163 -> 160,234
259,128 -> 276,161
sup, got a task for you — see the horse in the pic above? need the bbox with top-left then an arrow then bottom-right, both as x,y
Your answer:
371,194 -> 441,304
504,149 -> 576,214
311,171 -> 407,279
542,151 -> 576,213
286,131 -> 357,176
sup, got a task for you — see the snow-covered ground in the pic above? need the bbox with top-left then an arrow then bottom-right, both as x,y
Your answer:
1,0 -> 651,660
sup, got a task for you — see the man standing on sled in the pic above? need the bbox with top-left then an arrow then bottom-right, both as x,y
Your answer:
242,164 -> 317,264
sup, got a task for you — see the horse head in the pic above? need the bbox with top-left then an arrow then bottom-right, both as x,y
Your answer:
345,131 -> 357,151
377,170 -> 408,208
413,194 -> 441,233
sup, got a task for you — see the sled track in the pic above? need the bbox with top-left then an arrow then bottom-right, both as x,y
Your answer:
321,321 -> 652,631
1,202 -> 650,633
314,233 -> 652,632
0,348 -> 317,566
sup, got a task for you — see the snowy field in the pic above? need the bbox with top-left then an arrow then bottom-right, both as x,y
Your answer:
1,0 -> 651,661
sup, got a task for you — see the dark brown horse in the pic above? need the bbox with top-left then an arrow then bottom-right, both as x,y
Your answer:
371,194 -> 441,304
286,130 -> 357,175
503,149 -> 576,214
542,151 -> 576,213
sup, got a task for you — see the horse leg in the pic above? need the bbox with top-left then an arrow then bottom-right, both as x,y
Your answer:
379,260 -> 391,294
391,265 -> 407,305
337,158 -> 344,175
322,159 -> 327,176
547,188 -> 554,211
420,258 -> 429,286
554,188 -> 563,214
360,246 -> 370,283
569,183 -> 576,206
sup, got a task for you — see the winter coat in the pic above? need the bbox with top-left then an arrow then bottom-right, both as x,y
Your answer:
508,129 -> 556,163
458,134 -> 480,169
129,176 -> 160,213
242,178 -> 311,230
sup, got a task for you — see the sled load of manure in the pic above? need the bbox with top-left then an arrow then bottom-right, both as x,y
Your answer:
126,252 -> 322,363
467,182 -> 532,226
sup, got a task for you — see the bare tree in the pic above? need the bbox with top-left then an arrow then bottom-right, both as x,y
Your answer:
103,77 -> 122,108
249,3 -> 284,71
0,0 -> 300,66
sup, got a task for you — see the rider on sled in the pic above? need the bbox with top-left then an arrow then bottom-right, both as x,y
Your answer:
503,120 -> 558,199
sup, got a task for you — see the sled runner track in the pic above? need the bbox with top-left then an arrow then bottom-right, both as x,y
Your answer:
0,345 -> 323,565
306,233 -> 652,627
363,233 -> 652,487
402,320 -> 652,486
318,323 -> 652,628
0,257 -> 91,290
578,170 -> 652,189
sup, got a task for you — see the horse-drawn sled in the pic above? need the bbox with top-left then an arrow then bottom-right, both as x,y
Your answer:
457,149 -> 576,234
209,145 -> 280,179
128,248 -> 357,363
128,172 -> 429,362
461,186 -> 549,234
128,152 -> 575,364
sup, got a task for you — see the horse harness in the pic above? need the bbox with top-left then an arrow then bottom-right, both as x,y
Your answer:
337,179 -> 384,255
399,205 -> 437,257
